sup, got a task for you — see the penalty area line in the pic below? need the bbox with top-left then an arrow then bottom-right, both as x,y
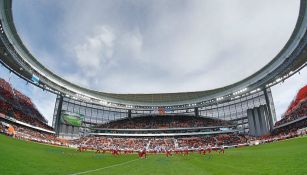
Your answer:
68,158 -> 139,175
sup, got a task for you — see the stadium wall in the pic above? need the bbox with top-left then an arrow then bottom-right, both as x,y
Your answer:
52,89 -> 276,138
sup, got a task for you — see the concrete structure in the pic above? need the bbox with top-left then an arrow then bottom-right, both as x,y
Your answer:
247,105 -> 273,137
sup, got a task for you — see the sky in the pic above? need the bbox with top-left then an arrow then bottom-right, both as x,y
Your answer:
0,0 -> 305,125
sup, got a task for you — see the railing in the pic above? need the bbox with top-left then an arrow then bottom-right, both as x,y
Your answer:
89,130 -> 238,137
93,125 -> 237,132
274,116 -> 307,130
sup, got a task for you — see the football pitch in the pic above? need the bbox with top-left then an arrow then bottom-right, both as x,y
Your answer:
0,135 -> 307,175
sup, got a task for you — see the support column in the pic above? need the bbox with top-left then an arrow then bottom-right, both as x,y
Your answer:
260,105 -> 269,134
194,107 -> 199,117
128,109 -> 132,119
253,108 -> 261,137
247,109 -> 256,136
55,95 -> 63,136
257,107 -> 265,135
264,88 -> 274,130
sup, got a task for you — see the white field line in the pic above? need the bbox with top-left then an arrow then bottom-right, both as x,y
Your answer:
68,159 -> 139,175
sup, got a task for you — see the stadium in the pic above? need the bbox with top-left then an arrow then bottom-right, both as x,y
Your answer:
0,0 -> 307,174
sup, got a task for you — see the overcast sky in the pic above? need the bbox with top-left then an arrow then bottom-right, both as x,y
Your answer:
0,0 -> 305,125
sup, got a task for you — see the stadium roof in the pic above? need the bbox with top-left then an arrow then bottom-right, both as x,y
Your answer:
0,0 -> 306,107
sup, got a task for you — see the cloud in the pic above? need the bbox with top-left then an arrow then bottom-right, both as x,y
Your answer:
10,0 -> 305,121
13,0 -> 300,93
117,29 -> 143,61
74,25 -> 116,77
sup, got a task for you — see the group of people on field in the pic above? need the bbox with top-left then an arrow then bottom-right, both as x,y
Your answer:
88,144 -> 225,159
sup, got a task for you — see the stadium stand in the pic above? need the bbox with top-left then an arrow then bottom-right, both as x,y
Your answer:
0,119 -> 66,146
275,85 -> 307,127
70,133 -> 248,152
0,78 -> 52,130
96,115 -> 233,129
1,114 -> 304,153
0,78 -> 306,154
273,118 -> 307,135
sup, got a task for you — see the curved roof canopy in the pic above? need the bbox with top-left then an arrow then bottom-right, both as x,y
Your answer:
0,0 -> 306,108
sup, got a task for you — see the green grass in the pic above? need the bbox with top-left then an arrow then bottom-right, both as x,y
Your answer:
1,135 -> 307,175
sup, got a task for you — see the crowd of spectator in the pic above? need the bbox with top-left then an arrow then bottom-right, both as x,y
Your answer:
148,138 -> 175,151
0,119 -> 67,146
273,117 -> 307,135
71,133 -> 248,152
97,115 -> 233,129
1,117 -> 306,153
0,121 -> 5,133
275,100 -> 306,126
275,85 -> 306,127
71,121 -> 307,152
1,78 -> 306,153
0,78 -> 51,130
176,133 -> 248,149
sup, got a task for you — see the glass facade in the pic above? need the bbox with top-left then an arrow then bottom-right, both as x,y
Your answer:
53,89 -> 276,138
